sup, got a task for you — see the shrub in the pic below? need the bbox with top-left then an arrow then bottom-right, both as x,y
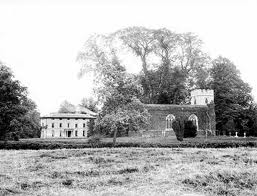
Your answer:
87,134 -> 102,147
184,120 -> 197,138
172,120 -> 184,141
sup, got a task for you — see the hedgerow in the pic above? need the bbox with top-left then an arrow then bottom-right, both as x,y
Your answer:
0,137 -> 257,149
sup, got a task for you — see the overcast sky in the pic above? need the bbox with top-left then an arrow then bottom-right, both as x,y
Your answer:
0,0 -> 256,115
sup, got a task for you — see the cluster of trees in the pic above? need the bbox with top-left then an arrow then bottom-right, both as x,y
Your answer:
1,26 -> 255,141
78,26 -> 257,138
0,62 -> 41,140
211,57 -> 256,136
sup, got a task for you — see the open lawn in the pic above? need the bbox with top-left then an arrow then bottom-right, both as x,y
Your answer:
1,148 -> 257,196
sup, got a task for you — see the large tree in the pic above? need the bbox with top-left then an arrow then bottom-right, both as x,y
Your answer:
78,38 -> 150,145
0,63 -> 40,140
114,27 -> 210,104
210,57 -> 253,135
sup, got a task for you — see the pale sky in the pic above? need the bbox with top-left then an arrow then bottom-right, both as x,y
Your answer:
0,0 -> 257,115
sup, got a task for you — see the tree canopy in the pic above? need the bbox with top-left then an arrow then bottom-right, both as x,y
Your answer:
0,63 -> 40,140
78,26 -> 256,138
210,57 -> 254,135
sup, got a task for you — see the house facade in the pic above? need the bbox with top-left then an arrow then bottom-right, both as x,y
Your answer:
40,113 -> 96,138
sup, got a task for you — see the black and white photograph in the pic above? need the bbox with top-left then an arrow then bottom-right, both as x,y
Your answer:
0,0 -> 257,195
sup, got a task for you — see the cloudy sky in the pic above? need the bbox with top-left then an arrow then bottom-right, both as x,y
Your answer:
0,0 -> 256,115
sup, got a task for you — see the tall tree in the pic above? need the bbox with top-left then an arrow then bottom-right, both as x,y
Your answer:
77,38 -> 150,145
115,27 -> 156,103
0,63 -> 40,140
210,57 -> 253,134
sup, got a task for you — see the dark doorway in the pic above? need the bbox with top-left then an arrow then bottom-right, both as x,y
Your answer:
67,131 -> 72,137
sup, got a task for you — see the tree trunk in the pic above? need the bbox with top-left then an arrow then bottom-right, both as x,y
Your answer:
141,55 -> 153,103
112,125 -> 118,147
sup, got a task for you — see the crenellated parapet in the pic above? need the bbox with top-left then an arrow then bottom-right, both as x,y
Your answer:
191,89 -> 214,105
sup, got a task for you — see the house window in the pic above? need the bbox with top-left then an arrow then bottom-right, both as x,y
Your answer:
75,130 -> 78,137
67,123 -> 69,128
205,98 -> 208,104
166,114 -> 175,130
59,123 -> 62,128
60,131 -> 62,137
83,123 -> 85,128
52,130 -> 54,137
83,130 -> 85,137
52,123 -> 54,128
75,124 -> 78,128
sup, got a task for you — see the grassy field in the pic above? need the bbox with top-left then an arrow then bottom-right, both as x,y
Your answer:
1,148 -> 257,196
1,136 -> 257,149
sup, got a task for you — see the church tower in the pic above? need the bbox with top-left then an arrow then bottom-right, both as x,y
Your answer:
191,89 -> 214,105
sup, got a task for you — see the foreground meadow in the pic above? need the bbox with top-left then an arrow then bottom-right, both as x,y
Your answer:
1,148 -> 257,196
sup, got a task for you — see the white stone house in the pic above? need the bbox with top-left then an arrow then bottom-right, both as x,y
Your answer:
40,113 -> 96,138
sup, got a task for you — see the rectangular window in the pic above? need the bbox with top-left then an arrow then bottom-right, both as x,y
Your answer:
67,123 -> 69,128
60,123 -> 62,128
75,124 -> 78,128
83,123 -> 85,128
60,131 -> 62,137
52,130 -> 54,137
52,123 -> 54,128
83,130 -> 85,137
75,130 -> 78,137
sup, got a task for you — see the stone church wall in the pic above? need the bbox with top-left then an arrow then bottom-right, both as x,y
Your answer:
144,103 -> 216,136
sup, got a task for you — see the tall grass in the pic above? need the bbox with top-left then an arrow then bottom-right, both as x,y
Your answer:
0,148 -> 257,195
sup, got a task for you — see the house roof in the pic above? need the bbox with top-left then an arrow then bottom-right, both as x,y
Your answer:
40,112 -> 96,119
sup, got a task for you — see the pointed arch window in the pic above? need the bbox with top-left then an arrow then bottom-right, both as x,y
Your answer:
189,114 -> 199,131
166,114 -> 175,130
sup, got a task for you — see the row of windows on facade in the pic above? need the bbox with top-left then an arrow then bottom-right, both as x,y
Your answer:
50,130 -> 87,137
42,123 -> 86,128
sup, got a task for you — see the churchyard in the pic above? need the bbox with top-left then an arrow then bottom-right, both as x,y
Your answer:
1,147 -> 257,196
